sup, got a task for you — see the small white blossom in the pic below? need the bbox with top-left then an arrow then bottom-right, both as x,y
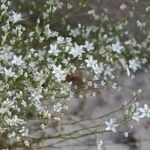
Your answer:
85,56 -> 97,69
48,44 -> 60,56
57,36 -> 65,44
4,68 -> 16,78
43,110 -> 51,119
69,44 -> 84,57
96,138 -> 103,150
136,20 -> 146,28
132,111 -> 141,122
54,117 -> 61,121
130,102 -> 141,122
105,118 -> 118,133
67,3 -> 73,9
11,55 -> 25,66
112,41 -> 124,54
53,102 -> 63,113
104,66 -> 114,76
129,58 -> 141,72
44,24 -> 58,38
120,4 -> 127,10
24,140 -> 30,147
87,10 -> 95,15
93,63 -> 104,75
139,104 -> 150,118
8,131 -> 16,138
84,41 -> 94,51
124,132 -> 129,138
31,90 -> 43,102
5,115 -> 25,126
40,124 -> 46,130
52,65 -> 67,82
19,126 -> 29,137
10,12 -> 23,23
16,136 -> 21,142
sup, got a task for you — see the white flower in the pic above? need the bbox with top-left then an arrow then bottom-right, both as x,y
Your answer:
67,3 -> 73,9
5,115 -> 25,126
48,44 -> 60,56
130,102 -> 141,122
43,110 -> 51,119
104,66 -> 114,76
19,126 -> 29,137
54,117 -> 61,121
4,68 -> 16,78
11,55 -> 25,66
105,118 -> 118,133
21,100 -> 27,107
96,138 -> 103,150
8,131 -> 16,138
16,136 -> 21,142
132,111 -> 141,122
69,43 -> 83,57
85,56 -> 97,68
112,82 -> 117,89
93,63 -> 104,75
0,98 -> 13,115
123,132 -> 129,138
2,98 -> 14,108
87,10 -> 95,15
112,41 -> 124,54
69,29 -> 80,37
40,124 -> 46,130
136,20 -> 146,28
52,65 -> 67,82
57,36 -> 64,44
44,24 -> 58,38
120,4 -> 127,10
31,90 -> 43,101
84,41 -> 94,51
139,104 -> 150,118
24,140 -> 30,147
129,58 -> 141,72
53,102 -> 63,113
10,12 -> 23,23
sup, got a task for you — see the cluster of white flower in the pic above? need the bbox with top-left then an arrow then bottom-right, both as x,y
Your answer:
0,0 -> 149,148
130,103 -> 150,122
